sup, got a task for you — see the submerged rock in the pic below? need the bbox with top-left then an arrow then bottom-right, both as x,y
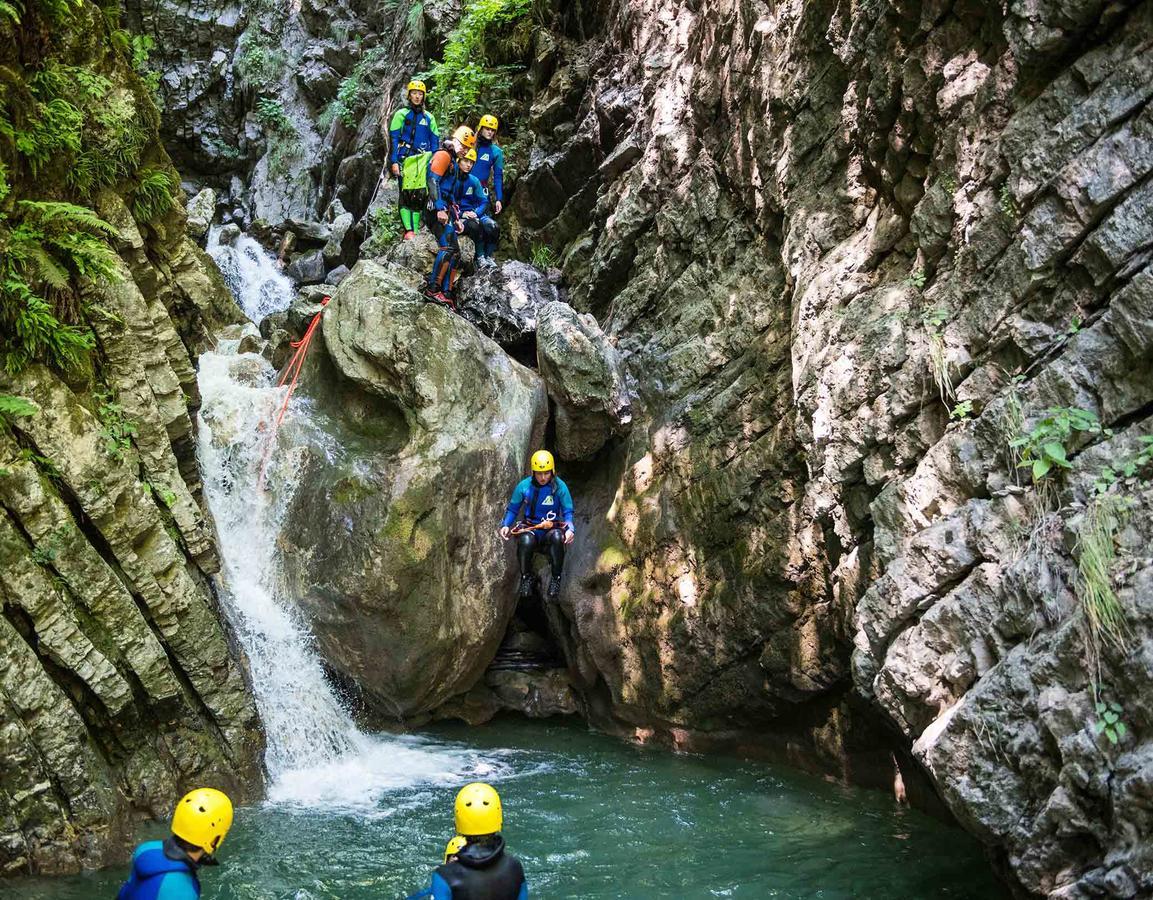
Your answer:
280,260 -> 548,719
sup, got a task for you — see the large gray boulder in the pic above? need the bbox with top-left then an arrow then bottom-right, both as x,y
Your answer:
280,261 -> 548,719
536,301 -> 632,459
457,260 -> 563,346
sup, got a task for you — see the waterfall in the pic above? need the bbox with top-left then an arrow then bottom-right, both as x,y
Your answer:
196,245 -> 488,810
206,225 -> 295,322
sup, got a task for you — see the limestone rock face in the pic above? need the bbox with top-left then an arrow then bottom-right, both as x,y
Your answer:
279,261 -> 549,718
536,301 -> 632,459
0,132 -> 260,881
503,0 -> 1153,894
457,261 -> 565,347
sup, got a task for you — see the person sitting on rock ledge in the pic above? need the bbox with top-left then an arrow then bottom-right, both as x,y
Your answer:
499,449 -> 575,602
117,788 -> 234,900
389,79 -> 440,240
423,126 -> 478,307
456,147 -> 500,270
472,113 -> 505,219
417,783 -> 529,899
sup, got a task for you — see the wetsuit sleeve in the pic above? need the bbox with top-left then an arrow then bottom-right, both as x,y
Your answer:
518,882 -> 528,900
502,480 -> 526,528
494,145 -> 505,203
427,151 -> 452,210
430,872 -> 452,900
557,480 -> 574,526
429,113 -> 440,149
389,108 -> 409,165
472,176 -> 488,215
156,872 -> 200,900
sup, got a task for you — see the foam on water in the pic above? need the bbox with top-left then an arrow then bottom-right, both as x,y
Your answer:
206,225 -> 295,321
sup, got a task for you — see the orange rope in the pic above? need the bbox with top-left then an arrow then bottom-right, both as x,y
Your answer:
256,296 -> 330,490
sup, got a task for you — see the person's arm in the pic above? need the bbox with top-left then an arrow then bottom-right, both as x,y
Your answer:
429,113 -> 440,150
473,178 -> 488,216
557,480 -> 574,526
427,151 -> 451,211
518,882 -> 528,900
388,108 -> 408,166
501,481 -> 526,528
493,145 -> 505,204
431,871 -> 453,900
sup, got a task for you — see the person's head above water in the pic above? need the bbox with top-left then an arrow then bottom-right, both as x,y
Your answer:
171,787 -> 234,860
530,449 -> 554,485
455,782 -> 503,837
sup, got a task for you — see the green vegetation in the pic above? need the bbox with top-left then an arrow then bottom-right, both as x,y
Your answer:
905,267 -> 927,290
131,165 -> 177,222
254,98 -> 299,179
949,399 -> 973,421
530,241 -> 556,269
0,393 -> 38,427
1076,492 -> 1128,649
1010,407 -> 1105,483
236,31 -> 286,90
999,183 -> 1018,220
0,0 -> 166,375
1093,694 -> 1128,746
423,0 -> 533,124
361,204 -> 402,256
324,47 -> 388,130
922,307 -> 952,402
95,387 -> 137,460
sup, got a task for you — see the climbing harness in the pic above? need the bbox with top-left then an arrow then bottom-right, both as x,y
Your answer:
510,512 -> 558,535
256,296 -> 330,490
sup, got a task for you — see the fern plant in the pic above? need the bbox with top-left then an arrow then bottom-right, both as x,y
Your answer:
131,165 -> 177,222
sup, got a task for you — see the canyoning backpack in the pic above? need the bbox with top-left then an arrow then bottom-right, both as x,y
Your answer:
401,150 -> 434,193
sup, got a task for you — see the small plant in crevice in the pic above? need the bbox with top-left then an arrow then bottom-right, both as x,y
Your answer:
1075,491 -> 1129,650
236,31 -> 286,90
361,205 -> 403,256
530,242 -> 557,269
949,399 -> 973,421
1010,407 -> 1106,484
94,388 -> 138,461
0,394 -> 39,428
143,480 -> 178,507
1066,316 -> 1082,337
254,99 -> 300,179
131,166 -> 177,223
999,183 -> 1019,221
922,306 -> 953,403
1092,691 -> 1129,747
130,34 -> 161,98
904,267 -> 927,290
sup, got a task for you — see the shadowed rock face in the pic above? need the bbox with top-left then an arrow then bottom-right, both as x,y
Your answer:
498,0 -> 1153,894
278,261 -> 548,719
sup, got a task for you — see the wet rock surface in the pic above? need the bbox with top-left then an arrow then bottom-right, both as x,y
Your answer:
279,260 -> 549,719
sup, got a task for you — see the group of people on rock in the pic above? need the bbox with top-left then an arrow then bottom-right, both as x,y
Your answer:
388,78 -> 506,310
117,783 -> 527,899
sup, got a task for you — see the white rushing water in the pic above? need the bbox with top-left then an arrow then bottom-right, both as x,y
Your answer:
206,225 -> 296,321
196,240 -> 487,810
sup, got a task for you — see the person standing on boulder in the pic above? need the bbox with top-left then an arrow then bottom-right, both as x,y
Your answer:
417,783 -> 529,899
499,450 -> 574,601
471,113 -> 505,265
117,788 -> 234,900
424,127 -> 477,307
388,79 -> 440,240
456,148 -> 500,270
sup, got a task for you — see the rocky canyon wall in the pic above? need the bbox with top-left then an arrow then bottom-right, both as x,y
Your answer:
503,0 -> 1153,894
0,1 -> 263,875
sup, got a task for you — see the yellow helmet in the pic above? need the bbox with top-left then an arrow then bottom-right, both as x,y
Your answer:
453,126 -> 476,149
443,834 -> 467,863
478,114 -> 499,131
406,79 -> 427,94
454,782 -> 502,836
460,148 -> 477,162
171,788 -> 234,854
530,450 -> 554,472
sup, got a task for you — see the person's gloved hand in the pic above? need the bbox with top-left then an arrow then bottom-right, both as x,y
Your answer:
437,209 -> 449,224
494,200 -> 503,215
463,211 -> 478,220
499,526 -> 511,541
390,163 -> 400,176
564,528 -> 574,546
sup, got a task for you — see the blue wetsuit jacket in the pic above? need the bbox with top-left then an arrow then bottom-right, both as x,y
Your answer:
501,476 -> 574,529
389,106 -> 440,166
472,138 -> 505,204
432,166 -> 487,215
117,839 -> 201,900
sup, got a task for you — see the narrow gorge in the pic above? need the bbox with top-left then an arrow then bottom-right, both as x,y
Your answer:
1,0 -> 1151,895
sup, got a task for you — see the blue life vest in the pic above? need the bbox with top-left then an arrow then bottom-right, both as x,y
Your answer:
117,840 -> 200,900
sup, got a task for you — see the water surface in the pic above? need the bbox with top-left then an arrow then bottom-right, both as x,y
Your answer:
15,716 -> 1008,900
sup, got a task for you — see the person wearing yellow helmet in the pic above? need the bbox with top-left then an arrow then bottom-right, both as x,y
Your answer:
388,78 -> 440,239
421,132 -> 485,307
455,147 -> 500,272
498,449 -> 575,601
117,788 -> 234,900
421,783 -> 528,899
472,114 -> 505,231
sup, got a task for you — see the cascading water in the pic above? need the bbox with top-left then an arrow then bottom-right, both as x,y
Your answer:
196,237 -> 490,809
206,225 -> 296,321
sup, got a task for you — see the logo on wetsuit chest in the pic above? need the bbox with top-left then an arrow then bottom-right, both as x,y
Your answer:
541,495 -> 554,506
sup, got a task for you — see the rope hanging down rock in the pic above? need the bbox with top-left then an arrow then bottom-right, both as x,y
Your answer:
256,296 -> 330,490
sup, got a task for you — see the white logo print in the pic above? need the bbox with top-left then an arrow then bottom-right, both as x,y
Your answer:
542,495 -> 554,506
